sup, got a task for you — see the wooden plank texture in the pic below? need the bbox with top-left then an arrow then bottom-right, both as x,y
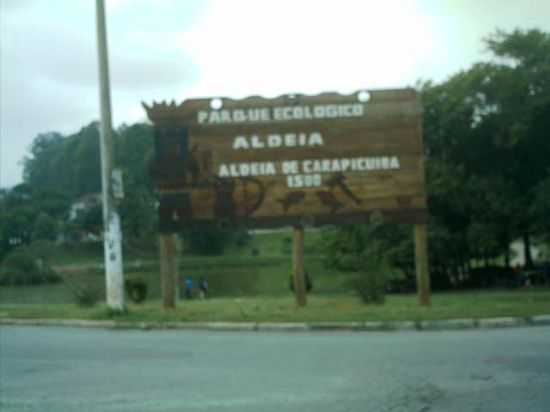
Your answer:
292,225 -> 307,307
145,89 -> 428,229
415,224 -> 431,306
159,234 -> 178,309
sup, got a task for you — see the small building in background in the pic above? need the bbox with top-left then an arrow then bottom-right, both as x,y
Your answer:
69,193 -> 102,221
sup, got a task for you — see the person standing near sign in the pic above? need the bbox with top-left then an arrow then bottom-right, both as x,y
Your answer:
199,277 -> 209,299
184,276 -> 193,299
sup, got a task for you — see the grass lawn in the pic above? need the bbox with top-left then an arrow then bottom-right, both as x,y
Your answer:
1,289 -> 549,323
2,231 -> 549,323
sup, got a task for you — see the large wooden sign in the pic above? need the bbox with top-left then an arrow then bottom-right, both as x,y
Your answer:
143,89 -> 427,231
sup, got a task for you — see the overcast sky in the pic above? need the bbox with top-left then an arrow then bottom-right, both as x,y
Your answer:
1,0 -> 550,189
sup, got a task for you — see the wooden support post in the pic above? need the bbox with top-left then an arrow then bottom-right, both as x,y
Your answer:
414,224 -> 431,307
159,233 -> 178,309
292,225 -> 307,307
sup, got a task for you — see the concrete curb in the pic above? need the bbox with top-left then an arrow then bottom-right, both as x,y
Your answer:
257,322 -> 310,332
530,315 -> 550,326
478,317 -> 528,329
2,315 -> 550,333
308,322 -> 364,331
420,318 -> 477,330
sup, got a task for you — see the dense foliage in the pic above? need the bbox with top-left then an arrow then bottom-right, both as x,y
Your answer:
0,121 -> 239,260
322,29 -> 550,286
423,29 -> 550,271
0,123 -> 158,260
0,241 -> 61,286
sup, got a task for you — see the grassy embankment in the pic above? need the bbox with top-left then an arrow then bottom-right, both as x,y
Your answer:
1,230 -> 550,322
1,291 -> 550,323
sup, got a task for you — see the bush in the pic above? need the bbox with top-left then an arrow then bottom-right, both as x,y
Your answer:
125,278 -> 148,303
464,266 -> 519,289
72,287 -> 101,307
63,273 -> 102,307
353,255 -> 387,304
0,245 -> 61,286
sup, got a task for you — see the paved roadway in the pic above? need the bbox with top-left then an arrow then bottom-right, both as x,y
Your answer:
1,325 -> 550,412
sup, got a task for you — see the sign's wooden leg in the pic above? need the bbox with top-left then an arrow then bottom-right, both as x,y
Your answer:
292,225 -> 307,307
414,224 -> 431,307
159,233 -> 178,309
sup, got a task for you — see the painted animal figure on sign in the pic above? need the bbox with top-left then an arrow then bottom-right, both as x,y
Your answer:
277,191 -> 306,213
316,191 -> 344,214
325,172 -> 362,205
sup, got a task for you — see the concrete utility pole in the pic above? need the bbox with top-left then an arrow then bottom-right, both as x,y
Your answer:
96,0 -> 125,311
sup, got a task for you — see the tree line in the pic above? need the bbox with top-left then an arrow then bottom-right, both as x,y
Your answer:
1,29 -> 549,287
0,122 -> 157,258
323,29 -> 550,288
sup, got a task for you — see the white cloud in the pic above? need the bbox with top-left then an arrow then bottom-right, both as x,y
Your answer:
180,0 -> 437,98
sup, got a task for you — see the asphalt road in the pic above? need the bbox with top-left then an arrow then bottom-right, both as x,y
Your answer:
1,325 -> 550,412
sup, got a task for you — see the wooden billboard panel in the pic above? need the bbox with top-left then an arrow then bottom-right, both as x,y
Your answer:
144,89 -> 427,230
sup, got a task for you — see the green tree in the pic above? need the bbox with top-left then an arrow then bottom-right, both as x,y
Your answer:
23,122 -> 103,199
115,123 -> 157,240
72,123 -> 103,197
23,132 -> 65,190
321,222 -> 414,277
32,213 -> 58,241
421,28 -> 550,271
322,29 -> 550,286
